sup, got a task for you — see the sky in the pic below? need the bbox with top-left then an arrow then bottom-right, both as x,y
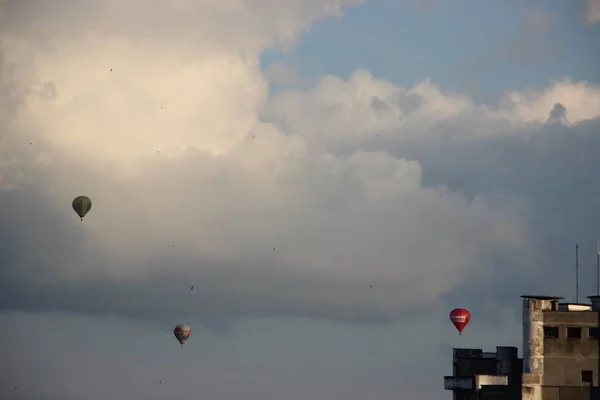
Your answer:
0,0 -> 599,399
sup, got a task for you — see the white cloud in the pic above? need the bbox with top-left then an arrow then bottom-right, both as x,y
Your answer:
264,69 -> 600,149
4,35 -> 267,164
496,79 -> 600,123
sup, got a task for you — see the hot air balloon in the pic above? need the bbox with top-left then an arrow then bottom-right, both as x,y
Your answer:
174,324 -> 191,347
449,308 -> 470,335
72,196 -> 92,221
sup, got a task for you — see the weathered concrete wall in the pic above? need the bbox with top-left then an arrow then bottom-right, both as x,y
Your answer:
523,298 -> 556,400
542,386 -> 560,400
522,373 -> 542,400
544,311 -> 598,326
543,337 -> 598,386
524,298 -> 553,374
542,385 -> 591,400
543,310 -> 600,387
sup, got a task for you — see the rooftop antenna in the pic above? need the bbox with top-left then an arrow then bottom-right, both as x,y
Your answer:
596,240 -> 600,296
575,243 -> 579,303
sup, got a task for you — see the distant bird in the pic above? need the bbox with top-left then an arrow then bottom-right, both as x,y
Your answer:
190,286 -> 194,290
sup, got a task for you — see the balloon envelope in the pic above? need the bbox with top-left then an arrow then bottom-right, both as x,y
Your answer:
174,324 -> 192,346
72,196 -> 92,220
449,308 -> 471,335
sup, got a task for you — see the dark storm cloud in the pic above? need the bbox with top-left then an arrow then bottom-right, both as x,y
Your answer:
402,115 -> 600,321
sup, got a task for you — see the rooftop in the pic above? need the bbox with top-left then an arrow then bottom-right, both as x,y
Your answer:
521,295 -> 564,300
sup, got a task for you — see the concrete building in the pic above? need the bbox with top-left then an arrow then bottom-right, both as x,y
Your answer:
443,346 -> 522,399
444,295 -> 600,400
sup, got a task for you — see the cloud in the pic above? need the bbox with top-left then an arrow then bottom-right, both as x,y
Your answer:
264,61 -> 313,88
2,2 -> 600,399
2,0 -> 600,335
262,69 -> 600,316
1,0 -> 533,329
1,0 -> 362,52
585,0 -> 600,25
263,69 -> 600,147
546,102 -> 568,125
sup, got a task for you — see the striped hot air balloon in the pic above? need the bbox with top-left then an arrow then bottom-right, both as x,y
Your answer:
174,324 -> 192,347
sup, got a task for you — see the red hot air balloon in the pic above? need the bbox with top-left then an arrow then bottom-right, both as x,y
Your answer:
449,308 -> 471,335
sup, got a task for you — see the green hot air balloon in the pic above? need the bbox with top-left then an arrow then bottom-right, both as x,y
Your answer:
72,196 -> 92,221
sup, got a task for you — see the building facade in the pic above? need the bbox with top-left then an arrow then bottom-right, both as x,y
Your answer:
444,295 -> 600,400
443,346 -> 522,399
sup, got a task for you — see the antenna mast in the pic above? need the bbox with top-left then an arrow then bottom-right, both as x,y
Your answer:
596,240 -> 600,296
576,243 -> 579,303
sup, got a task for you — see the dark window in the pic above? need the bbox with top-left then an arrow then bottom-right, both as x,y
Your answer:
589,327 -> 600,338
544,326 -> 559,338
582,370 -> 593,385
567,327 -> 582,338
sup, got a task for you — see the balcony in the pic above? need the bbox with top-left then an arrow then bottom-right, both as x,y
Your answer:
444,376 -> 473,390
444,375 -> 508,391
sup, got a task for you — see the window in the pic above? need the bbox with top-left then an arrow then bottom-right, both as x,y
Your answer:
582,370 -> 593,385
589,327 -> 600,338
567,327 -> 582,338
544,326 -> 559,338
